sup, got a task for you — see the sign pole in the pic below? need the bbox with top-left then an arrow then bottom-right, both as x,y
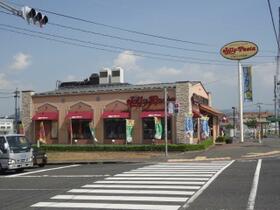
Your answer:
164,87 -> 168,157
238,60 -> 244,143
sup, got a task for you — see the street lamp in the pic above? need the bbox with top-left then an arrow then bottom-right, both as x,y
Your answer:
232,107 -> 236,137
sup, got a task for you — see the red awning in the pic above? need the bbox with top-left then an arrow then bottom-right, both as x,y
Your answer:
32,112 -> 58,121
140,111 -> 170,118
192,110 -> 201,118
66,111 -> 93,120
102,112 -> 130,118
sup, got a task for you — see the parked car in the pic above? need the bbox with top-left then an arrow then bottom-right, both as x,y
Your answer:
32,147 -> 47,167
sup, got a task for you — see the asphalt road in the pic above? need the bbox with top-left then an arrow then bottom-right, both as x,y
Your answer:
0,158 -> 279,210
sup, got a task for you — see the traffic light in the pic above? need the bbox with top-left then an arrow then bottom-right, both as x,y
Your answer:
21,6 -> 48,27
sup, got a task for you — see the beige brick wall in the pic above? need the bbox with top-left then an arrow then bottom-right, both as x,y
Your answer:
175,82 -> 193,144
21,91 -> 34,142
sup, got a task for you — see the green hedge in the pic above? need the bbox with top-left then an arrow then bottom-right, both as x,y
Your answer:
34,138 -> 213,152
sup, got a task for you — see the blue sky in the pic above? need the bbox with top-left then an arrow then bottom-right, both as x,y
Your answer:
0,0 -> 279,116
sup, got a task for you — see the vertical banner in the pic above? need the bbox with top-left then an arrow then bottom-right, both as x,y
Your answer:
168,102 -> 174,114
39,121 -> 46,144
200,116 -> 210,139
89,121 -> 98,143
185,113 -> 194,138
243,65 -> 253,102
154,117 -> 163,140
126,119 -> 135,143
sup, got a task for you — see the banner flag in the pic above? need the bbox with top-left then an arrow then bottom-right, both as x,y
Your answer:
126,119 -> 135,143
200,116 -> 210,139
243,65 -> 253,102
154,117 -> 163,140
185,113 -> 194,138
89,121 -> 98,143
39,121 -> 46,144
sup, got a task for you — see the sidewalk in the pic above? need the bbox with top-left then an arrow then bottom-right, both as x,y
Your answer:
47,137 -> 280,164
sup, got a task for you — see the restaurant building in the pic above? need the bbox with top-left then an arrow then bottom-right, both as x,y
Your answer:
21,68 -> 222,145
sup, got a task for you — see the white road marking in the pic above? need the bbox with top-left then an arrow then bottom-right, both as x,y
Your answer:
131,169 -> 220,172
182,160 -> 235,208
31,202 -> 181,210
124,171 -> 215,174
68,189 -> 195,196
115,173 -> 213,177
5,164 -> 80,177
82,184 -> 201,190
247,159 -> 262,210
95,180 -> 206,185
51,194 -> 188,202
8,174 -> 110,178
106,177 -> 210,181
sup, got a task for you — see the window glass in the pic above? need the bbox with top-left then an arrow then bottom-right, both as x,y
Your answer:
0,137 -> 6,152
193,118 -> 198,138
72,119 -> 91,139
143,118 -> 171,139
104,119 -> 126,139
51,121 -> 58,138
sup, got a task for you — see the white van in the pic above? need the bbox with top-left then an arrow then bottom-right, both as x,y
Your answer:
0,134 -> 33,172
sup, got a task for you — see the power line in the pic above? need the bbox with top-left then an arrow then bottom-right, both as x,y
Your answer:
0,10 -> 276,59
1,26 -> 229,65
50,22 -> 218,55
267,0 -> 280,51
7,0 -> 210,46
0,23 -> 234,64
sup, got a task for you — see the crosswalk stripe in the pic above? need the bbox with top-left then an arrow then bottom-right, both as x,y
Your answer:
131,169 -> 220,172
106,177 -> 210,181
124,171 -> 216,174
115,173 -> 213,177
82,184 -> 201,190
31,202 -> 181,210
95,180 -> 206,185
30,161 -> 232,210
51,195 -> 189,202
68,189 -> 195,195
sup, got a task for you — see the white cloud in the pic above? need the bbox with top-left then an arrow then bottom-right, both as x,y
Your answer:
9,52 -> 31,71
155,67 -> 182,76
113,51 -> 139,71
0,73 -> 12,88
65,75 -> 80,81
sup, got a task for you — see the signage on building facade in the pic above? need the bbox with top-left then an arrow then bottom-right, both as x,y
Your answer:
220,41 -> 258,60
191,94 -> 208,105
127,95 -> 175,108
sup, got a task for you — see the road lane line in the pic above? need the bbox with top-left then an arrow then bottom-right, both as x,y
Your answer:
247,159 -> 262,210
68,189 -> 195,196
183,160 -> 235,208
5,164 -> 80,177
6,174 -> 110,178
96,180 -> 206,185
115,173 -> 213,177
106,177 -> 210,181
82,184 -> 201,190
124,171 -> 216,174
51,195 -> 188,202
31,202 -> 181,210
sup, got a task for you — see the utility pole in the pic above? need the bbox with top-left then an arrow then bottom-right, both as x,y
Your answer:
257,103 -> 262,142
14,88 -> 20,133
232,107 -> 236,136
164,87 -> 168,157
276,7 -> 280,136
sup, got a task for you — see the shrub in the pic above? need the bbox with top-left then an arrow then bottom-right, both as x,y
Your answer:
215,136 -> 225,143
32,138 -> 214,152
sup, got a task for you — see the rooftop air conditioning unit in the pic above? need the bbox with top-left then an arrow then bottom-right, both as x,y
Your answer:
111,67 -> 124,84
99,68 -> 111,84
